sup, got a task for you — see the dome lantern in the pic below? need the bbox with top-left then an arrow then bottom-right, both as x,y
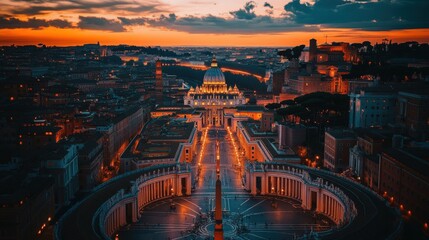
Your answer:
211,55 -> 218,68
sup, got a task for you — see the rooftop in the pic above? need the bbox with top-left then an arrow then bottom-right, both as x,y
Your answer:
143,118 -> 195,141
383,147 -> 429,179
326,128 -> 357,140
260,138 -> 298,161
122,140 -> 180,160
241,121 -> 277,138
236,105 -> 265,112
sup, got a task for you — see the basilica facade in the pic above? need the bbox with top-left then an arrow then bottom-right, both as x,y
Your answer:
184,57 -> 246,126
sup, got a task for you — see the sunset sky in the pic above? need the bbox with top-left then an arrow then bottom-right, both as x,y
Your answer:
1,0 -> 428,47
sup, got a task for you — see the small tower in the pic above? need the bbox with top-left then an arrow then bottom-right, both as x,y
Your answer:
309,38 -> 317,62
155,59 -> 163,103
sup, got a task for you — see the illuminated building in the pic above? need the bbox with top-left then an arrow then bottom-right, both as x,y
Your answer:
184,56 -> 246,126
236,121 -> 300,164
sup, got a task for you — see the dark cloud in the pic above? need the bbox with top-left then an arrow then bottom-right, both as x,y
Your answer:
3,0 -> 426,34
264,2 -> 273,8
123,14 -> 319,34
0,16 -> 73,29
230,1 -> 257,20
9,0 -> 167,15
117,17 -> 145,26
77,16 -> 125,32
284,0 -> 429,30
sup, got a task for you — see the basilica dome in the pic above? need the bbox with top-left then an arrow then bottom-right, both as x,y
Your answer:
203,56 -> 225,84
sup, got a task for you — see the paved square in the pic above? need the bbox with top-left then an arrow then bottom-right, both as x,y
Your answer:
117,128 -> 334,239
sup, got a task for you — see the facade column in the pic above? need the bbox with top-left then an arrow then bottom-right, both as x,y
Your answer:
297,182 -> 300,200
156,182 -> 158,199
322,194 -> 326,214
114,210 -> 117,231
333,202 -> 336,222
327,196 -> 331,216
334,201 -> 337,222
107,217 -> 110,236
155,181 -> 159,199
146,185 -> 148,203
291,180 -> 294,198
337,202 -> 340,222
147,184 -> 150,202
287,179 -> 290,197
293,180 -> 298,199
294,180 -> 297,198
143,186 -> 146,204
109,216 -> 112,235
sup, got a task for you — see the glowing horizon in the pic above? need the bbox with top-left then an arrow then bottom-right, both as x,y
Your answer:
1,0 -> 428,47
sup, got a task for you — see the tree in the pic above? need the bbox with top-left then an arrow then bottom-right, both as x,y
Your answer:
247,97 -> 257,105
278,45 -> 305,61
280,99 -> 295,106
276,105 -> 304,122
126,60 -> 135,66
265,103 -> 281,110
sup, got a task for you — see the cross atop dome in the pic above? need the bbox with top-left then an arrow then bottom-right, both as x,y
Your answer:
211,55 -> 218,68
203,56 -> 225,84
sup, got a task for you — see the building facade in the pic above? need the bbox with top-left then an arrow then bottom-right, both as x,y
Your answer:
396,90 -> 429,140
380,148 -> 429,227
324,129 -> 356,172
349,88 -> 396,128
184,57 -> 246,126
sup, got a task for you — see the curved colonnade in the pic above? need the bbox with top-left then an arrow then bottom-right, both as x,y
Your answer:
245,162 -> 402,239
56,162 -> 402,240
245,163 -> 356,226
56,164 -> 192,240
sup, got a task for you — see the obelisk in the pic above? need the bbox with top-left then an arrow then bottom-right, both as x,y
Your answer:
214,140 -> 223,240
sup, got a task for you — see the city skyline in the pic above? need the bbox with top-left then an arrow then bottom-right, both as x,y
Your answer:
1,0 -> 429,46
